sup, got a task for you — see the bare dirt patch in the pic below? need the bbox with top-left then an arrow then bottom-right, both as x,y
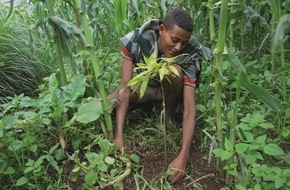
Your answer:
124,143 -> 225,190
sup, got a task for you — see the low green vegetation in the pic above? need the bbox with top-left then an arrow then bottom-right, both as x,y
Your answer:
0,0 -> 289,189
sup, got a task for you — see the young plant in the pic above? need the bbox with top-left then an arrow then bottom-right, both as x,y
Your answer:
68,137 -> 136,189
214,112 -> 290,189
126,51 -> 182,166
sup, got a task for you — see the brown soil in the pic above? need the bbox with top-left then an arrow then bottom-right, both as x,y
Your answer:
66,140 -> 225,190
123,144 -> 225,190
67,109 -> 226,189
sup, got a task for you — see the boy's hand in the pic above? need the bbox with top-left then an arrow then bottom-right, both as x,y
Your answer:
113,135 -> 124,149
167,153 -> 189,183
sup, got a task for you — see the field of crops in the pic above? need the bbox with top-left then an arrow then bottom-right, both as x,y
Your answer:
0,0 -> 289,189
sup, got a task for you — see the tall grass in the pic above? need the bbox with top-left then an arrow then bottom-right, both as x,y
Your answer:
0,21 -> 51,103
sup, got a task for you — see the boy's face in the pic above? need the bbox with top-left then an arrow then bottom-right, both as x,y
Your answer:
158,24 -> 191,58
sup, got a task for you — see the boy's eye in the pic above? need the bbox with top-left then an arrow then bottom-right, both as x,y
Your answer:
172,38 -> 179,43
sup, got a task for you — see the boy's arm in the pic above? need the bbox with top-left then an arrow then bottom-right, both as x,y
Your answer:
110,57 -> 134,148
168,84 -> 196,183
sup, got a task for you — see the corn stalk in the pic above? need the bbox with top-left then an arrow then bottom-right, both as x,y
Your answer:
77,0 -> 113,139
211,0 -> 229,179
46,0 -> 67,86
208,0 -> 215,50
214,0 -> 229,149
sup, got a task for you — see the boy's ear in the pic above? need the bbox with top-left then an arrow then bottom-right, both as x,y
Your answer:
159,24 -> 166,34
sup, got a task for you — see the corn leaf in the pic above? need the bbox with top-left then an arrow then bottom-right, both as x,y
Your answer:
226,48 -> 281,112
272,14 -> 290,52
227,47 -> 247,75
240,73 -> 281,112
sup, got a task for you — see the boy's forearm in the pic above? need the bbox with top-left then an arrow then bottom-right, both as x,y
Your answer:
180,112 -> 196,156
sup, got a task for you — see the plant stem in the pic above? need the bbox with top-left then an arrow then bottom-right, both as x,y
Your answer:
229,0 -> 235,48
216,0 -> 229,54
215,0 -> 229,148
208,0 -> 215,50
78,0 -> 113,139
226,72 -> 241,184
240,0 -> 247,55
46,0 -> 67,86
161,82 -> 167,166
214,0 -> 229,179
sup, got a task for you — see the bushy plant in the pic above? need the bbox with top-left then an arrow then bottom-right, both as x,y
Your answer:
0,73 -> 137,189
0,20 -> 52,103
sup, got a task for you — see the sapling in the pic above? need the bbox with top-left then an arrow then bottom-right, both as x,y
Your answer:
126,51 -> 183,166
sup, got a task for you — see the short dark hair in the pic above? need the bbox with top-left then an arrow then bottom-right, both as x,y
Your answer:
163,9 -> 193,32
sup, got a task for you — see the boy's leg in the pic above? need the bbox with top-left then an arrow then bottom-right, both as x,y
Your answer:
163,65 -> 184,125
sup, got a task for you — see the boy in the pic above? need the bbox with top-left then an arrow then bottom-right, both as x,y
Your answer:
108,8 -> 203,183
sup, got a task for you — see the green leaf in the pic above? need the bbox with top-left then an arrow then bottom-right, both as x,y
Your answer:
227,47 -> 247,75
213,148 -> 224,157
85,170 -> 98,185
227,47 -> 281,112
213,148 -> 233,161
49,143 -> 59,154
98,163 -> 108,172
272,14 -> 290,52
211,68 -> 228,82
29,145 -> 37,153
221,150 -> 233,161
4,167 -> 15,174
244,131 -> 254,142
105,156 -> 115,165
0,123 -> 4,138
248,144 -> 260,151
98,139 -> 111,152
127,76 -> 142,87
48,16 -> 89,47
240,73 -> 281,112
86,153 -> 103,168
263,143 -> 284,156
284,154 -> 290,164
139,78 -> 149,98
254,135 -> 267,146
2,115 -> 18,128
235,143 -> 249,154
253,151 -> 264,160
274,176 -> 284,189
168,65 -> 180,76
113,181 -> 124,190
224,138 -> 234,151
245,154 -> 256,165
159,66 -> 168,81
130,154 -> 139,163
24,166 -> 34,174
75,99 -> 102,124
63,74 -> 86,102
16,176 -> 28,186
254,183 -> 261,190
72,167 -> 80,173
46,155 -> 59,172
8,140 -> 22,151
